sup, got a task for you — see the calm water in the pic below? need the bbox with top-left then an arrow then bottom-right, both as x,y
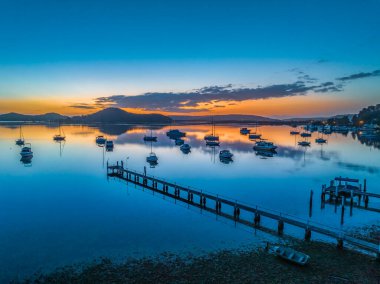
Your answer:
1,124 -> 379,282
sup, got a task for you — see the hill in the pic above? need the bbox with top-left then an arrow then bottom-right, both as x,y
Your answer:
72,108 -> 172,124
0,112 -> 67,122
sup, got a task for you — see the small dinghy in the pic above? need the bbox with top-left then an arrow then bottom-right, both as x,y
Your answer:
272,246 -> 310,266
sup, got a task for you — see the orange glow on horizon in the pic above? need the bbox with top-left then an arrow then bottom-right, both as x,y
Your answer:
0,94 -> 362,118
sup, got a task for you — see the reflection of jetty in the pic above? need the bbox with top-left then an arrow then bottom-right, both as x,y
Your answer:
107,162 -> 379,257
321,177 -> 380,211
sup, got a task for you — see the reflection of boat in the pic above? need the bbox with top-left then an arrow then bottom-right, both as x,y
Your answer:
300,132 -> 311,138
20,143 -> 33,158
204,118 -> 219,143
249,133 -> 262,139
175,138 -> 184,145
253,141 -> 277,151
143,130 -> 157,142
53,123 -> 65,141
105,140 -> 114,151
167,129 -> 186,139
180,143 -> 191,152
206,140 -> 220,147
15,125 -> 25,146
298,141 -> 311,147
219,149 -> 233,159
240,127 -> 250,135
20,156 -> 33,165
96,136 -> 107,144
255,150 -> 276,158
273,246 -> 310,266
315,138 -> 327,144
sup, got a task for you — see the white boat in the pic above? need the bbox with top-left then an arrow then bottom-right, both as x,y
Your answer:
204,119 -> 220,142
180,143 -> 191,151
53,124 -> 65,141
146,152 -> 158,163
175,138 -> 184,145
219,150 -> 233,159
96,135 -> 107,144
298,141 -> 311,147
166,129 -> 186,138
15,125 -> 25,146
240,128 -> 250,135
20,143 -> 33,158
300,132 -> 312,138
105,140 -> 114,151
253,141 -> 277,151
272,246 -> 310,266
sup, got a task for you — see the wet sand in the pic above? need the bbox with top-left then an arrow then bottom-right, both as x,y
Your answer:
18,240 -> 380,284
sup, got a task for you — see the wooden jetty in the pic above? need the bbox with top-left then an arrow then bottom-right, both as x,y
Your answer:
107,162 -> 380,258
321,177 -> 380,211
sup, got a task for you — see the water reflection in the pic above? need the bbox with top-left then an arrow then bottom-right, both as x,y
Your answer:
1,123 -> 380,283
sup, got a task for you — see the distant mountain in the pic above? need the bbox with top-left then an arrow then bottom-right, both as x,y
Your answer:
0,112 -> 68,122
72,108 -> 172,124
170,114 -> 279,123
284,114 -> 355,122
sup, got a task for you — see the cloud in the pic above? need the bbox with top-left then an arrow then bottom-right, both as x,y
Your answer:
69,104 -> 97,109
94,80 -> 342,112
336,69 -> 380,81
336,162 -> 379,174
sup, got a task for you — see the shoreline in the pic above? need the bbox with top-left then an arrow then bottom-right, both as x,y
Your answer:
17,241 -> 380,284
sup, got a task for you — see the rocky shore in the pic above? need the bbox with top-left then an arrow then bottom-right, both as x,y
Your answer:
17,240 -> 380,284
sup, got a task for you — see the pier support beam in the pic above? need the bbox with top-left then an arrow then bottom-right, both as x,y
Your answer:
254,213 -> 261,227
337,238 -> 344,250
304,228 -> 311,241
277,220 -> 284,235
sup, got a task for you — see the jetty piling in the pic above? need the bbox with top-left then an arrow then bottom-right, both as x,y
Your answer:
107,163 -> 379,256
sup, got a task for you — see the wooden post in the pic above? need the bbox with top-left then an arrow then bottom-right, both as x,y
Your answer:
337,238 -> 344,250
364,195 -> 369,209
350,194 -> 353,217
364,179 -> 367,193
304,228 -> 311,241
254,212 -> 260,227
309,189 -> 313,218
340,200 -> 345,225
278,220 -> 284,235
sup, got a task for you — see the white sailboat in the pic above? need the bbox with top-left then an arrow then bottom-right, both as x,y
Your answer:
205,118 -> 220,146
146,141 -> 158,166
53,123 -> 66,141
248,124 -> 262,139
15,125 -> 25,146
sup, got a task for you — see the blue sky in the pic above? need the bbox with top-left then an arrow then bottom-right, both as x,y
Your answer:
0,0 -> 379,116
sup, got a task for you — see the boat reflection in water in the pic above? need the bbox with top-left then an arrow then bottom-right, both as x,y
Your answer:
255,150 -> 277,158
219,149 -> 233,164
20,156 -> 33,166
180,143 -> 191,154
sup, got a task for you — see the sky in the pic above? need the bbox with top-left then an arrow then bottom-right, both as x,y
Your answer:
0,0 -> 379,118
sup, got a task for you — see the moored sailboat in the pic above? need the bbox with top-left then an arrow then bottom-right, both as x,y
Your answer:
15,125 -> 25,146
